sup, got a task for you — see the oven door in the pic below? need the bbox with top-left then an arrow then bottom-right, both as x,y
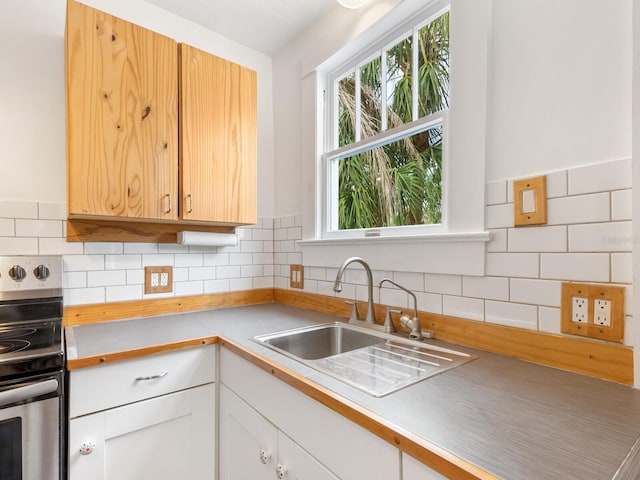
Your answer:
0,371 -> 62,480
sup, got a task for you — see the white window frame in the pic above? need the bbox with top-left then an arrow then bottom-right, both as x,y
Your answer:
322,4 -> 450,240
298,0 -> 491,276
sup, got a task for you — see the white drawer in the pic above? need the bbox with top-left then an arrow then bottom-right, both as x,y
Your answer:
70,345 -> 216,418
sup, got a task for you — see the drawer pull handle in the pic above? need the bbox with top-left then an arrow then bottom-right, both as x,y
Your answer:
135,372 -> 168,381
80,441 -> 96,455
259,449 -> 271,465
275,463 -> 288,479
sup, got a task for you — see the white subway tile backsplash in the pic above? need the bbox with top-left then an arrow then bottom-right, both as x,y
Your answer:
0,219 -> 14,236
280,240 -> 295,253
509,278 -> 561,307
380,286 -> 411,309
486,204 -> 513,229
275,276 -> 289,290
308,267 -> 326,281
106,285 -> 142,302
87,270 -> 125,287
486,180 -> 507,205
415,292 -> 442,315
203,253 -> 229,266
64,287 -> 105,306
356,284 -> 380,304
15,219 -> 61,237
508,226 -> 566,252
158,244 -> 190,254
612,189 -> 632,221
485,301 -> 537,330
124,243 -> 158,254
287,253 -> 302,265
188,267 -> 216,281
39,238 -> 83,255
547,193 -> 610,225
38,203 -> 66,220
612,253 -> 632,284
230,278 -> 253,291
204,279 -> 230,293
392,271 -> 425,292
217,266 -> 241,279
262,241 -> 274,253
487,229 -> 507,252
105,254 -> 141,270
540,253 -> 609,282
262,218 -> 274,229
141,254 -> 174,267
241,240 -> 264,253
236,228 -> 252,241
273,253 -> 287,265
486,253 -> 539,278
546,170 -> 568,198
462,276 -> 509,301
241,265 -> 263,278
568,158 -> 631,195
425,274 -> 461,295
63,271 -> 86,289
126,269 -> 144,285
64,255 -> 105,272
229,253 -> 253,266
568,222 -> 632,252
173,267 -> 189,282
286,227 -> 302,240
175,281 -> 204,296
254,276 -> 274,289
252,229 -> 273,241
0,201 -> 38,219
317,280 -> 336,298
442,296 -> 484,321
538,307 -> 561,334
175,253 -> 203,267
263,265 -> 274,277
84,243 -> 124,255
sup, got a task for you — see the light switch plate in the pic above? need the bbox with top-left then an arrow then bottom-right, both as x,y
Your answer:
290,264 -> 304,289
513,175 -> 547,226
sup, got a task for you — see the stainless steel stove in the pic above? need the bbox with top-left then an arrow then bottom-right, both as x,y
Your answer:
0,255 -> 64,480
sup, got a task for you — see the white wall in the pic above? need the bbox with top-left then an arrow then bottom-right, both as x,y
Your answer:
0,0 -> 275,217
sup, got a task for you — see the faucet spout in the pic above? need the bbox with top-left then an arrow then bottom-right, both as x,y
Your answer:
379,278 -> 423,340
333,257 -> 376,324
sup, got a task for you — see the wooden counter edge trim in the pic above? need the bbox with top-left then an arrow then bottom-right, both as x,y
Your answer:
274,288 -> 633,385
66,336 -> 219,370
221,338 -> 498,480
63,288 -> 275,326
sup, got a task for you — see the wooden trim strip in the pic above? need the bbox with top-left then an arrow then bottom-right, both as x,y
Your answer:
67,337 -> 218,370
64,288 -> 274,326
221,338 -> 498,480
274,288 -> 633,385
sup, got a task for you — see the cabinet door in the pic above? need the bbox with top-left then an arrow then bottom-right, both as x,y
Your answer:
278,431 -> 341,480
66,0 -> 178,220
69,384 -> 215,480
402,453 -> 447,480
179,43 -> 257,225
219,384 -> 276,480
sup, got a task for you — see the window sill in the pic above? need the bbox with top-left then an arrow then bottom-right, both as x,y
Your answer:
298,231 -> 490,276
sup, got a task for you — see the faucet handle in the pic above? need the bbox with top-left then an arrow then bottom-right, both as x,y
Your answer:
384,308 -> 401,333
345,301 -> 360,322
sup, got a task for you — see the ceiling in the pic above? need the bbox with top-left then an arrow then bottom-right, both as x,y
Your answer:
145,0 -> 337,56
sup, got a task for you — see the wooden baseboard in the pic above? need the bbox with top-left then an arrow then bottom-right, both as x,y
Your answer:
63,288 -> 274,326
274,288 -> 633,385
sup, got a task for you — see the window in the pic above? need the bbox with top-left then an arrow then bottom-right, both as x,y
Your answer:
324,7 -> 450,237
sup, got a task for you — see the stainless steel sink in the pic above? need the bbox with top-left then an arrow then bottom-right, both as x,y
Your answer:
253,322 -> 476,397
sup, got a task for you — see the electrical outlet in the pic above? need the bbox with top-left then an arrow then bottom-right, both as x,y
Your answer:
594,299 -> 611,326
571,296 -> 587,323
145,266 -> 173,294
561,282 -> 625,343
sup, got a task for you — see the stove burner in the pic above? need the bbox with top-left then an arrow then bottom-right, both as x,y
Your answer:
0,340 -> 30,354
0,327 -> 38,340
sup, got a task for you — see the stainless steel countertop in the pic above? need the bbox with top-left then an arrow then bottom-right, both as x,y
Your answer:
66,303 -> 640,480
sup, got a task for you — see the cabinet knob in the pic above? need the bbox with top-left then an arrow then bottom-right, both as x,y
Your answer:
79,441 -> 96,455
259,449 -> 271,465
275,463 -> 288,479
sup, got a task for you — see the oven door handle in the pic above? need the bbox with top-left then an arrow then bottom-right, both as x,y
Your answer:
0,379 -> 59,408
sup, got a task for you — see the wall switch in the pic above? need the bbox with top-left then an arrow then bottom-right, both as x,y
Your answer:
145,266 -> 173,294
290,265 -> 304,289
561,282 -> 624,343
571,296 -> 587,323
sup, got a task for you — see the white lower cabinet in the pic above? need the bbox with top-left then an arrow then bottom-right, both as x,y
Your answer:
220,384 -> 339,480
68,346 -> 216,480
402,452 -> 448,480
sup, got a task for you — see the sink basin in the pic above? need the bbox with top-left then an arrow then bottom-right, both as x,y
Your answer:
253,322 -> 476,397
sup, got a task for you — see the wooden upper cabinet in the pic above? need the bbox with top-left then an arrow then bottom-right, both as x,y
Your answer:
65,0 -> 178,220
179,44 -> 257,225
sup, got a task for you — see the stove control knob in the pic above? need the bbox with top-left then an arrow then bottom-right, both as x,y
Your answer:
33,264 -> 50,281
9,265 -> 26,281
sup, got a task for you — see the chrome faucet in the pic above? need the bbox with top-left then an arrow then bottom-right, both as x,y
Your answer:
333,257 -> 376,324
379,278 -> 423,340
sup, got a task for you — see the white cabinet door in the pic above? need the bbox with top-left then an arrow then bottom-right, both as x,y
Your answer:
69,384 -> 215,480
402,453 -> 448,480
277,431 -> 340,480
219,384 -> 277,480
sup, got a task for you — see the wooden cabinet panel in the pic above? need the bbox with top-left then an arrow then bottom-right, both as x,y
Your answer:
179,44 -> 257,225
66,0 -> 178,220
